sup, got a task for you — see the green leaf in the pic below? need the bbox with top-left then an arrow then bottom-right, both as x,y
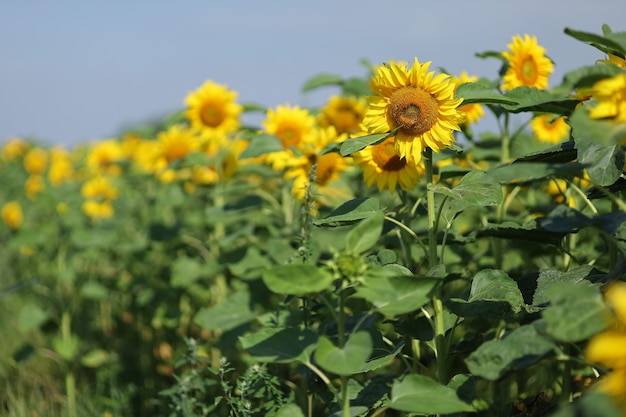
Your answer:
359,337 -> 405,373
314,197 -> 380,227
355,269 -> 439,316
345,211 -> 384,254
274,404 -> 306,417
80,281 -> 109,300
532,265 -> 597,306
53,334 -> 81,361
339,128 -> 400,156
447,269 -> 524,318
301,73 -> 344,92
552,64 -> 626,96
239,133 -> 283,159
170,256 -> 205,287
456,82 -> 518,105
501,86 -> 578,114
241,102 -> 266,112
18,303 -> 49,333
194,290 -> 256,331
239,327 -> 317,363
564,27 -> 626,56
512,140 -> 577,164
543,281 -> 609,342
388,374 -> 475,414
314,331 -> 373,376
478,221 -> 565,246
262,264 -> 334,296
80,349 -> 110,368
487,162 -> 586,184
465,321 -> 556,380
431,170 -> 503,216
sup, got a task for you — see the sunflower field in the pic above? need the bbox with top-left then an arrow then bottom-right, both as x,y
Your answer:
3,25 -> 626,417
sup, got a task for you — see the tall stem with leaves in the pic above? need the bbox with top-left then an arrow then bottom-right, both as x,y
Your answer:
424,147 -> 448,383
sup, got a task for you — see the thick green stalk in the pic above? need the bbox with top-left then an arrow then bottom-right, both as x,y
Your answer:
424,148 -> 447,383
61,312 -> 76,417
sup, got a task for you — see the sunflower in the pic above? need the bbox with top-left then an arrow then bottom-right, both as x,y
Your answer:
450,72 -> 485,125
262,105 -> 316,170
1,201 -> 23,230
589,74 -> 626,122
1,137 -> 29,162
157,125 -> 202,165
81,176 -> 119,201
586,282 -> 626,414
354,135 -> 421,193
283,126 -> 351,200
598,53 -> 626,70
501,34 -> 553,91
530,114 -> 570,145
23,147 -> 49,176
48,147 -> 75,186
25,175 -> 45,200
82,200 -> 114,219
185,80 -> 243,135
361,58 -> 464,165
318,95 -> 368,134
86,139 -> 125,176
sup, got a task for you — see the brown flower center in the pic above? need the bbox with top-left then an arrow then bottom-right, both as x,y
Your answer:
372,138 -> 407,172
389,86 -> 439,136
200,104 -> 225,127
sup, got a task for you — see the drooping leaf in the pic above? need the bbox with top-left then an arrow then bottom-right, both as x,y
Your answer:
512,140 -> 577,164
345,211 -> 384,254
315,331 -> 373,376
388,374 -> 476,414
564,27 -> 626,56
314,197 -> 380,227
501,86 -> 578,114
487,162 -> 586,184
456,81 -> 518,106
262,264 -> 334,296
239,327 -> 317,363
301,73 -> 344,92
465,321 -> 556,380
339,128 -> 400,156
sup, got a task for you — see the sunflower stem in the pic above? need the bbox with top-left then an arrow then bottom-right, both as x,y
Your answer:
424,147 -> 448,383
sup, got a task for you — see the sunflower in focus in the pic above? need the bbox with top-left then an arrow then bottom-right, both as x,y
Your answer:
354,135 -> 421,193
530,114 -> 570,145
185,80 -> 243,135
450,72 -> 485,126
589,74 -> 626,122
283,126 -> 351,200
318,95 -> 367,134
501,34 -> 553,91
1,201 -> 23,230
361,58 -> 464,165
586,281 -> 626,415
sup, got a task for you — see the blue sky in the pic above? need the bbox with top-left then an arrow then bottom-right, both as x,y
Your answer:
1,1 -> 625,147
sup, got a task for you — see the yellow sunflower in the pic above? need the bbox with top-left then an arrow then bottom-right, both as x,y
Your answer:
450,72 -> 485,125
598,53 -> 626,69
586,282 -> 626,414
318,95 -> 368,134
82,200 -> 114,219
81,176 -> 119,201
25,175 -> 45,200
361,58 -> 464,164
530,114 -> 570,145
23,147 -> 49,176
86,139 -> 125,176
185,80 -> 243,135
589,74 -> 626,122
284,126 -> 351,200
354,135 -> 421,193
1,201 -> 23,230
48,147 -> 75,186
262,104 -> 316,170
157,125 -> 202,165
1,137 -> 29,162
501,34 -> 554,91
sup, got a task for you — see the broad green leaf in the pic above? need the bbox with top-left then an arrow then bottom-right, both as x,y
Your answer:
345,211 -> 384,254
274,404 -> 306,417
456,81 -> 518,105
564,27 -> 626,56
239,327 -> 317,363
18,303 -> 49,333
262,264 -> 334,296
388,374 -> 475,414
314,197 -> 380,227
552,64 -> 626,96
227,246 -> 271,280
501,86 -> 578,114
543,281 -> 609,342
512,140 -> 577,164
301,73 -> 343,92
314,331 -> 373,376
239,133 -> 283,159
80,349 -> 110,368
355,270 -> 439,316
80,281 -> 109,300
487,162 -> 586,184
532,265 -> 597,306
465,321 -> 556,380
447,269 -> 524,318
194,290 -> 256,331
478,221 -> 565,246
431,170 -> 503,216
170,256 -> 205,287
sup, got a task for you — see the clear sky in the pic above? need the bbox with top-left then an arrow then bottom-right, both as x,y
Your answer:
1,1 -> 625,147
